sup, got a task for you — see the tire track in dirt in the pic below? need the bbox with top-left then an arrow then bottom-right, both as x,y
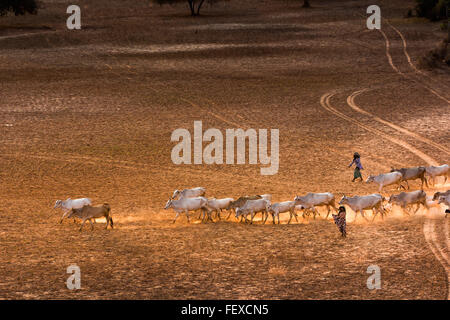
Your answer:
357,22 -> 450,297
179,97 -> 243,128
354,11 -> 449,102
424,217 -> 450,299
384,19 -> 450,91
378,29 -> 450,105
347,89 -> 450,155
105,62 -> 246,129
0,30 -> 57,41
345,90 -> 450,298
320,91 -> 449,299
320,92 -> 438,166
2,153 -> 148,171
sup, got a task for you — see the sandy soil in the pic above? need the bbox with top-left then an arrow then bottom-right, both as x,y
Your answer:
0,0 -> 449,299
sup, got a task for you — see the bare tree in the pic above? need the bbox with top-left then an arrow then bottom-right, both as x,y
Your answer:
153,0 -> 220,16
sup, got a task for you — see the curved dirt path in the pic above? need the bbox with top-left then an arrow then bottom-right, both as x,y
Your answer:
320,92 -> 438,165
320,90 -> 449,299
345,90 -> 450,299
384,19 -> 450,91
378,29 -> 450,105
352,22 -> 450,298
347,89 -> 450,155
0,30 -> 57,41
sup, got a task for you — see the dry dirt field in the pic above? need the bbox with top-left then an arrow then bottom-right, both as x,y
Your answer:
0,0 -> 449,299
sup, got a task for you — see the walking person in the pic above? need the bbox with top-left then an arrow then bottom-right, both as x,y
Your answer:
332,206 -> 347,238
349,152 -> 364,182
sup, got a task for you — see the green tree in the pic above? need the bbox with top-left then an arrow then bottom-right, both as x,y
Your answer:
0,0 -> 38,16
415,0 -> 450,21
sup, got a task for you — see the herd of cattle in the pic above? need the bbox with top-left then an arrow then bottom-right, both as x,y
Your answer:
164,164 -> 449,224
53,164 -> 449,230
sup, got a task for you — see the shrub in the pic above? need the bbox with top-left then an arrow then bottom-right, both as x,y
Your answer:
0,0 -> 38,16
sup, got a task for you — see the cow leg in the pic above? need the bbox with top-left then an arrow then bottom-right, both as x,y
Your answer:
413,204 -> 420,215
380,205 -> 386,220
263,212 -> 268,224
208,210 -> 214,222
326,205 -> 332,219
217,209 -> 222,221
402,205 -> 410,216
312,207 -> 318,220
60,210 -> 70,224
205,209 -> 212,223
292,209 -> 298,223
185,210 -> 191,223
422,176 -> 429,189
172,212 -> 180,224
379,206 -> 385,220
250,211 -> 256,224
376,207 -> 384,221
89,219 -> 94,231
361,210 -> 368,221
371,208 -> 377,222
79,219 -> 87,231
301,209 -> 306,219
405,180 -> 410,190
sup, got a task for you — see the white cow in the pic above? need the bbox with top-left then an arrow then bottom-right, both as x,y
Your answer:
171,187 -> 206,200
54,198 -> 92,224
438,194 -> 450,207
438,196 -> 450,218
388,190 -> 428,215
206,197 -> 234,220
259,194 -> 272,201
235,199 -> 271,224
293,193 -> 337,219
339,194 -> 386,221
365,172 -> 404,192
266,201 -> 297,224
425,164 -> 449,186
164,196 -> 209,223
